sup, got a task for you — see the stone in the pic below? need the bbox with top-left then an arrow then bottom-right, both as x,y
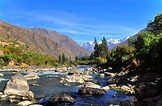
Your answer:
142,98 -> 154,104
157,78 -> 162,90
101,86 -> 110,91
55,67 -> 68,73
84,82 -> 101,89
135,82 -> 159,99
104,72 -> 115,77
9,95 -> 22,102
16,101 -> 32,106
82,69 -> 89,75
78,87 -> 106,95
120,100 -> 131,106
0,73 -> 3,76
0,92 -> 3,96
65,75 -> 84,83
4,74 -> 34,100
99,73 -> 105,77
68,68 -> 80,75
157,98 -> 162,106
48,92 -> 75,105
31,84 -> 39,87
0,94 -> 8,100
60,74 -> 93,84
25,73 -> 39,80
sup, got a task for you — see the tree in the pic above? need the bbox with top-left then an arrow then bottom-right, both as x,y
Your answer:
148,14 -> 162,35
93,37 -> 109,65
62,53 -> 66,63
99,36 -> 108,58
59,55 -> 62,63
94,37 -> 99,58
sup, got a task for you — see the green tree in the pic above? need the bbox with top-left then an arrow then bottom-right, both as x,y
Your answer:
59,55 -> 62,63
62,53 -> 66,63
148,14 -> 162,35
94,37 -> 99,58
99,36 -> 108,58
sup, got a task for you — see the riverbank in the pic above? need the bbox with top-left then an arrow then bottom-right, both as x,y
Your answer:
0,65 -> 132,106
99,65 -> 162,106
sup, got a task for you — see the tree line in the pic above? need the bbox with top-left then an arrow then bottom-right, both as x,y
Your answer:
90,14 -> 162,74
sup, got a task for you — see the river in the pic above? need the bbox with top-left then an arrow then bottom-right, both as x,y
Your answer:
0,65 -> 132,106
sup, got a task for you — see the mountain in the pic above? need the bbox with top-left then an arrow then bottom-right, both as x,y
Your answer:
0,20 -> 90,59
80,38 -> 128,52
28,28 -> 91,57
118,28 -> 147,46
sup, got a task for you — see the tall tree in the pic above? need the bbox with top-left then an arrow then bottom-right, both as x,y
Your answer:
62,53 -> 66,63
99,36 -> 108,58
59,55 -> 61,63
94,37 -> 99,58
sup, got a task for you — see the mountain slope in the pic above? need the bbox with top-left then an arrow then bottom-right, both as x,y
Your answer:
118,28 -> 147,46
28,28 -> 91,57
0,20 -> 75,59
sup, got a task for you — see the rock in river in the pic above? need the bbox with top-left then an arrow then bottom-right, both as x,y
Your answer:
135,82 -> 159,99
4,74 -> 34,101
25,73 -> 39,80
78,87 -> 106,95
48,92 -> 75,105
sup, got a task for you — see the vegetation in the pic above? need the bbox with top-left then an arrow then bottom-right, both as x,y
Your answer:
93,37 -> 108,65
91,14 -> 162,74
0,40 -> 60,68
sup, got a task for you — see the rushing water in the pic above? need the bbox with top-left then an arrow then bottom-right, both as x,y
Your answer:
0,65 -> 132,106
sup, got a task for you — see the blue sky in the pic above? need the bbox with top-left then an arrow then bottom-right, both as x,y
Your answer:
0,0 -> 162,44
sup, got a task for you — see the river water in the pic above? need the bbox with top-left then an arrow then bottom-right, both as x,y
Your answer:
0,65 -> 132,106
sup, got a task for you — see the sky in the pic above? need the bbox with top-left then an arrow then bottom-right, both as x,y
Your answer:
0,0 -> 162,44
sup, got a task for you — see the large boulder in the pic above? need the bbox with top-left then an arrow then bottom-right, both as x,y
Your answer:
48,92 -> 75,105
135,82 -> 159,99
78,87 -> 106,95
4,74 -> 34,100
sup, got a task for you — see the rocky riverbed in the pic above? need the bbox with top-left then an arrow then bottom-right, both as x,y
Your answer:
0,65 -> 133,106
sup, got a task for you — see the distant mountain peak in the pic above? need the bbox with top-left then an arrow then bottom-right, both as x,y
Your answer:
80,37 -> 128,52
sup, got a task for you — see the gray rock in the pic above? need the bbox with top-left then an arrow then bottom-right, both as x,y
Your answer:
68,68 -> 80,75
120,100 -> 131,106
157,78 -> 162,90
4,74 -> 34,100
25,73 -> 39,80
48,92 -> 75,105
78,87 -> 106,95
135,82 -> 159,99
0,73 -> 4,76
157,98 -> 162,106
16,100 -> 32,106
